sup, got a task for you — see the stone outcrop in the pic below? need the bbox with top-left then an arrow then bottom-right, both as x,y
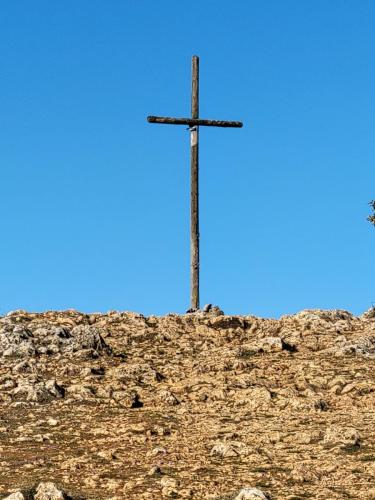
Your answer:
0,307 -> 374,498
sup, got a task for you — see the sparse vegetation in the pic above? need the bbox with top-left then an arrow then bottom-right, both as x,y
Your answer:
367,200 -> 375,226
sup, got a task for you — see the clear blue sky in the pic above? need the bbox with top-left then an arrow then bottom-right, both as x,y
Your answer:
1,1 -> 374,317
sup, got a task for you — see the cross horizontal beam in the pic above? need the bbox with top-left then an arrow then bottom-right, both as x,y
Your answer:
147,115 -> 243,128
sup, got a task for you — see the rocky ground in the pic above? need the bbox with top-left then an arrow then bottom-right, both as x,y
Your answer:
0,307 -> 374,499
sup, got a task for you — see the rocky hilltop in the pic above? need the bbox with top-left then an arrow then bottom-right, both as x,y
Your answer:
0,307 -> 374,499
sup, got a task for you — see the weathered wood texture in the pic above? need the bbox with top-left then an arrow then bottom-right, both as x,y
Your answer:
147,55 -> 243,311
147,116 -> 243,128
190,56 -> 200,310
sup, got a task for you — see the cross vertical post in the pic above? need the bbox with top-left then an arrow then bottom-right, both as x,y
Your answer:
190,55 -> 199,310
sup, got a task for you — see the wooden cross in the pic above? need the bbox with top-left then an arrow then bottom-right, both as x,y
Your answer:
147,55 -> 243,311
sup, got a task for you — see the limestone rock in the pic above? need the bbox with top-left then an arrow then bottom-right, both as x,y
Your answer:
3,492 -> 25,500
202,304 -> 224,316
159,390 -> 180,405
291,463 -> 319,483
148,465 -> 162,476
234,487 -> 269,499
0,325 -> 35,357
361,307 -> 375,320
0,322 -> 110,358
69,325 -> 109,353
293,309 -> 353,323
12,379 -> 64,402
323,426 -> 361,449
210,441 -> 250,458
334,335 -> 375,359
66,384 -> 96,400
34,482 -> 66,499
111,390 -> 143,408
160,476 -> 179,497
